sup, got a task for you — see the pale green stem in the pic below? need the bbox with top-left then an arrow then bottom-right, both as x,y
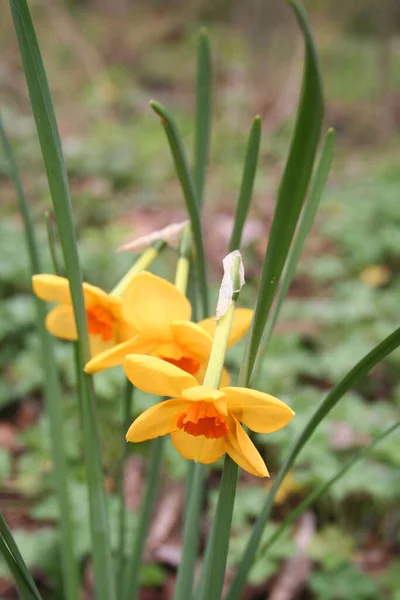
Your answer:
175,225 -> 192,295
174,255 -> 242,600
124,229 -> 192,600
111,240 -> 166,296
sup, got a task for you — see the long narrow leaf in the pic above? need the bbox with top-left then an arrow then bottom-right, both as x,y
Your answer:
150,100 -> 209,318
0,538 -> 39,600
239,0 -> 324,385
8,2 -> 115,598
173,464 -> 206,600
197,3 -> 324,596
193,28 -> 212,207
229,116 -> 262,252
0,119 -> 79,600
257,421 -> 399,559
0,514 -> 42,600
254,128 -> 335,382
226,326 -> 400,600
123,438 -> 164,600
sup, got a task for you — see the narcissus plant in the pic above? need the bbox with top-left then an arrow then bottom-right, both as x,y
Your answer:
32,274 -> 136,357
84,271 -> 253,381
124,354 -> 294,477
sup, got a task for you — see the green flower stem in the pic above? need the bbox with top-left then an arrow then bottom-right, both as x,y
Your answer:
123,437 -> 165,600
8,1 -> 115,597
116,382 -> 135,597
174,255 -> 242,600
175,225 -> 192,295
0,119 -> 79,600
124,236 -> 192,600
111,240 -> 166,296
257,421 -> 399,560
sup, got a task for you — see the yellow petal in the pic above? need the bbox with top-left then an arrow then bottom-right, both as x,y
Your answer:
84,337 -> 156,374
124,354 -> 198,397
181,386 -> 227,414
225,417 -> 269,477
89,335 -> 117,358
220,367 -> 231,387
46,305 -> 78,340
126,399 -> 187,443
32,274 -> 110,307
170,430 -> 225,464
33,275 -> 72,304
121,272 -> 191,338
223,387 -> 294,433
198,308 -> 253,348
181,386 -> 225,402
171,321 -> 213,360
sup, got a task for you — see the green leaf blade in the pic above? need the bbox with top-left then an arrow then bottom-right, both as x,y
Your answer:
150,100 -> 209,317
254,128 -> 335,380
240,0 -> 324,385
194,28 -> 212,207
229,116 -> 262,252
8,2 -> 115,598
226,326 -> 400,600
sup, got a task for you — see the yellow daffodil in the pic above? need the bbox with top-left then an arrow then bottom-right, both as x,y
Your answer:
84,272 -> 253,382
124,355 -> 294,477
32,274 -> 136,357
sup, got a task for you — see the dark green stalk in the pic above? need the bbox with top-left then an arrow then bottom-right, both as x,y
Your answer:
173,464 -> 206,600
193,28 -> 212,207
116,382 -> 135,596
257,422 -> 399,559
150,100 -> 209,318
123,437 -> 165,600
229,116 -> 261,252
198,457 -> 238,600
8,2 -> 115,597
226,326 -> 400,600
0,118 -> 79,600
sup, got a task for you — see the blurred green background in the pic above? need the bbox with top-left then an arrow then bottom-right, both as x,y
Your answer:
0,0 -> 400,598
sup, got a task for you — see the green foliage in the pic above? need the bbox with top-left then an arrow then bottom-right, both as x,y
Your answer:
310,565 -> 380,600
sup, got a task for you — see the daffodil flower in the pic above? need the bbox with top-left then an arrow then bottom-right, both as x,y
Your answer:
124,355 -> 294,477
84,272 -> 253,381
32,274 -> 136,357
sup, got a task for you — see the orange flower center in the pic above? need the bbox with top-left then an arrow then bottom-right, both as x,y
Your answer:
162,355 -> 200,375
177,401 -> 229,439
86,305 -> 114,341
